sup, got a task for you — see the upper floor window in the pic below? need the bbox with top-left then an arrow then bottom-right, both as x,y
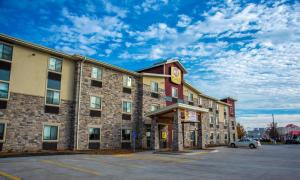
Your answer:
198,97 -> 202,105
123,75 -> 132,88
0,123 -> 5,141
151,104 -> 160,111
224,118 -> 228,125
43,125 -> 58,141
209,100 -> 213,108
150,81 -> 158,93
46,90 -> 60,105
209,116 -> 214,124
0,82 -> 9,99
91,67 -> 102,81
0,43 -> 13,61
89,127 -> 100,141
90,96 -> 101,110
122,101 -> 132,114
48,57 -> 62,73
210,132 -> 214,140
188,92 -> 193,102
171,87 -> 178,98
216,104 -> 219,110
216,117 -> 219,125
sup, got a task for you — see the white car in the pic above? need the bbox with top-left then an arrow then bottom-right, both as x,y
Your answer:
230,138 -> 261,149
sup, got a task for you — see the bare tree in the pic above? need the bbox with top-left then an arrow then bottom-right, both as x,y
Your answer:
267,122 -> 279,140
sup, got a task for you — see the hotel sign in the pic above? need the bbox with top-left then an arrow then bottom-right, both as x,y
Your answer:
171,66 -> 181,84
184,110 -> 198,122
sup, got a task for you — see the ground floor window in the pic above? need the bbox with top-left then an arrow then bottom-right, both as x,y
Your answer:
224,133 -> 228,140
217,133 -> 220,140
43,125 -> 58,141
122,129 -> 131,141
89,128 -> 100,141
210,132 -> 214,140
0,123 -> 5,140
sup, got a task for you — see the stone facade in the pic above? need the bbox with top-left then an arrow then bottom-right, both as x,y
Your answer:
75,62 -> 141,150
0,93 -> 74,152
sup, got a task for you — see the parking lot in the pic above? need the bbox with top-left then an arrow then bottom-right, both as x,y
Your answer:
0,145 -> 300,180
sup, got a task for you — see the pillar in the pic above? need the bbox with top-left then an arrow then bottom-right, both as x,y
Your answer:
172,109 -> 183,151
151,116 -> 159,151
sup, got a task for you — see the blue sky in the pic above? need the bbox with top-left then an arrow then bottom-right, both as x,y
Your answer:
1,0 -> 300,129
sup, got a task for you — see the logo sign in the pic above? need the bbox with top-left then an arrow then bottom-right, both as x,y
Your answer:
171,66 -> 181,84
161,132 -> 167,139
185,110 -> 197,122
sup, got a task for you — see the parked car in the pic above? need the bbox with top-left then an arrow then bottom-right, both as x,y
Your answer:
230,138 -> 261,149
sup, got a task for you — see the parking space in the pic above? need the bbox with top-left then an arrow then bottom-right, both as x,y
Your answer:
0,145 -> 300,180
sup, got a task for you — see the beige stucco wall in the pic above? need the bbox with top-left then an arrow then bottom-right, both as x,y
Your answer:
183,84 -> 198,97
9,45 -> 74,101
142,76 -> 165,89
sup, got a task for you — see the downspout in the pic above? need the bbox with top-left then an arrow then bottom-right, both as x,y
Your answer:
76,56 -> 86,150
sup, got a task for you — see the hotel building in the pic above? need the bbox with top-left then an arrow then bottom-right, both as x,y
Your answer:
0,34 -> 237,152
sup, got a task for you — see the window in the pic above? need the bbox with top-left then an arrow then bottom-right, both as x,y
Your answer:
224,106 -> 228,114
0,123 -> 5,140
217,133 -> 220,140
91,67 -> 102,81
209,100 -> 213,108
48,57 -> 62,73
188,92 -> 193,102
0,61 -> 11,81
216,117 -> 219,125
90,96 -> 101,110
0,43 -> 13,61
122,129 -> 131,141
171,87 -> 178,98
43,125 -> 58,141
198,97 -> 202,105
216,104 -> 219,110
224,133 -> 228,140
47,73 -> 61,90
151,104 -> 160,111
0,82 -> 9,99
209,116 -> 214,124
123,75 -> 132,88
210,132 -> 214,140
150,81 -> 158,93
46,90 -> 60,105
224,118 -> 228,125
89,127 -> 100,141
122,101 -> 132,113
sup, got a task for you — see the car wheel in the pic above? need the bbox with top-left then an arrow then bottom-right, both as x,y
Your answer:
230,143 -> 236,148
249,144 -> 255,149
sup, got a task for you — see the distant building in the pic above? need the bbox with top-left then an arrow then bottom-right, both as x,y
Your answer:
277,124 -> 300,141
247,128 -> 266,139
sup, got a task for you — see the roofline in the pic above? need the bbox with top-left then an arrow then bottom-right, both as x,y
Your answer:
183,80 -> 203,95
0,33 -> 139,76
141,73 -> 171,78
137,59 -> 188,74
145,103 -> 209,117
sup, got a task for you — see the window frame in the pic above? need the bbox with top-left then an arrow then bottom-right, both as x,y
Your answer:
150,81 -> 159,93
209,116 -> 214,124
121,129 -> 132,142
0,122 -> 7,142
123,75 -> 132,88
122,100 -> 132,114
150,104 -> 160,112
48,56 -> 63,74
188,92 -> 193,102
224,133 -> 228,140
0,42 -> 13,62
91,66 -> 102,81
209,100 -> 213,108
198,97 -> 202,105
45,89 -> 61,106
0,81 -> 10,101
216,116 -> 219,125
210,132 -> 214,140
171,86 -> 178,98
90,96 -> 102,110
88,126 -> 101,142
42,124 -> 59,142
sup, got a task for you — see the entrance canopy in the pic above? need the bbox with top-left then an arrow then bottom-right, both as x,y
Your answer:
145,103 -> 209,118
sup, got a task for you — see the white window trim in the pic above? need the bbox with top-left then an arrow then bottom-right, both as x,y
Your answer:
123,75 -> 132,88
121,128 -> 132,142
122,100 -> 132,114
0,42 -> 13,63
171,86 -> 178,98
0,121 -> 7,142
88,125 -> 102,143
0,80 -> 10,101
42,123 -> 60,142
216,104 -> 219,110
209,116 -> 214,124
188,92 -> 193,102
89,95 -> 102,111
91,66 -> 103,81
198,97 -> 202,105
209,100 -> 213,108
48,56 -> 63,74
150,81 -> 159,93
45,89 -> 61,107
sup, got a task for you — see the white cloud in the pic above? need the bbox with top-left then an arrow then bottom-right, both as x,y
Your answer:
177,14 -> 192,27
102,0 -> 128,18
134,0 -> 169,14
49,8 -> 128,56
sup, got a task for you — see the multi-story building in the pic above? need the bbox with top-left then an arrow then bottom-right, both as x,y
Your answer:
0,34 -> 237,152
